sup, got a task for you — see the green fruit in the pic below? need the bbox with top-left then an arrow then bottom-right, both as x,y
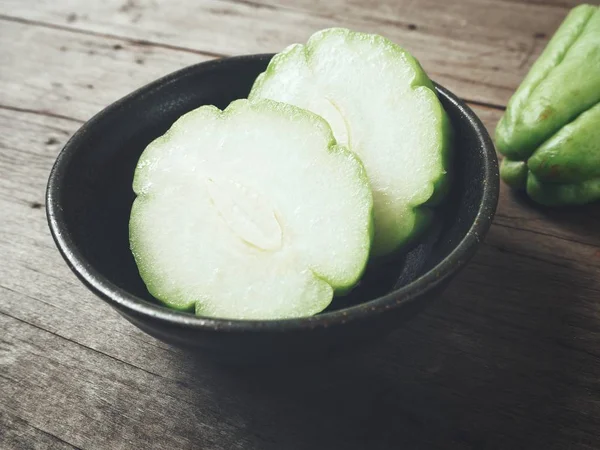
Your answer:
249,27 -> 451,256
130,99 -> 373,320
527,103 -> 600,185
496,4 -> 600,206
526,171 -> 600,207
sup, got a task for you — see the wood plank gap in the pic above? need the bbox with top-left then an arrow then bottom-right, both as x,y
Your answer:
0,14 -> 226,59
221,0 -> 278,11
493,221 -> 600,249
0,309 -> 178,383
482,242 -> 600,277
464,99 -> 507,111
222,0 -> 421,31
0,285 -> 68,313
0,104 -> 84,124
19,264 -> 81,289
3,413 -> 81,450
496,0 -> 572,11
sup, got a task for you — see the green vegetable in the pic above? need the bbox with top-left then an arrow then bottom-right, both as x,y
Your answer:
496,4 -> 600,206
130,99 -> 373,320
249,27 -> 451,256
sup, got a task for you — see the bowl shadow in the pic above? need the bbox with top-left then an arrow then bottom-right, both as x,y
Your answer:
173,218 -> 599,449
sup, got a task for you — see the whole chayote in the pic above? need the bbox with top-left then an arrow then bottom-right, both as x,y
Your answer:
496,4 -> 600,206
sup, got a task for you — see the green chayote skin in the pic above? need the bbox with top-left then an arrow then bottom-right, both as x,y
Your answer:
496,4 -> 600,206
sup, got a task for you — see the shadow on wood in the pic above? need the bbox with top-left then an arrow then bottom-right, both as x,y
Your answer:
171,221 -> 600,449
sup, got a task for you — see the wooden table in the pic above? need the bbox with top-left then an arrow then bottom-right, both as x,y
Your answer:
2,0 -> 600,448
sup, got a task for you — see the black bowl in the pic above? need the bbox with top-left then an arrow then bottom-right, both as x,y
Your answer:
46,54 -> 499,364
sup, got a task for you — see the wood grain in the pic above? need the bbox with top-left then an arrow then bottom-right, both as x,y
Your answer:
0,19 -> 504,125
1,99 -> 600,450
2,0 -> 600,448
0,0 -> 574,107
0,20 -> 208,123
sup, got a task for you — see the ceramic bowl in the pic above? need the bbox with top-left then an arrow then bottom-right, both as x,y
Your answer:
46,54 -> 499,364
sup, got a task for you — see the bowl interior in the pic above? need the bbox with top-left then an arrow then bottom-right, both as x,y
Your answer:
49,55 -> 494,319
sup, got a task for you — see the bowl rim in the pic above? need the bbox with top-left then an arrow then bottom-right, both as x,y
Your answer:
46,53 -> 499,332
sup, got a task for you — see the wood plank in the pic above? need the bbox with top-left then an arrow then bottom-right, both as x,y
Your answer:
494,182 -> 600,249
0,410 -> 78,450
0,20 -> 208,123
0,312 -> 257,450
253,0 -> 572,46
3,238 -> 600,450
3,227 -> 600,450
0,0 -> 573,107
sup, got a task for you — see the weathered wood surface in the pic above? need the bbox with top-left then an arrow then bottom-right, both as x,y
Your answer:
0,0 -> 583,107
1,1 -> 600,449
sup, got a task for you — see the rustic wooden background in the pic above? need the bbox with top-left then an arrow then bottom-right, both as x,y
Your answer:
2,0 -> 600,449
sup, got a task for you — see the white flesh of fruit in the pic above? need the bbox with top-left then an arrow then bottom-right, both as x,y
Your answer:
250,28 -> 450,256
130,99 -> 373,320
